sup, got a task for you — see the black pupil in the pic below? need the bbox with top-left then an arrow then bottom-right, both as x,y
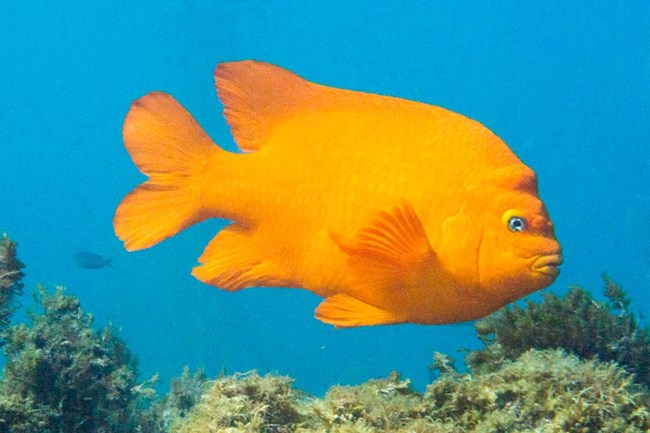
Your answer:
510,217 -> 523,231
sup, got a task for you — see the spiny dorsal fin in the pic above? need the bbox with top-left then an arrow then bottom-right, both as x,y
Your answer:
215,60 -> 322,152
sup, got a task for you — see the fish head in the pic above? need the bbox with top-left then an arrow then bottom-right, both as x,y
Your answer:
474,166 -> 562,303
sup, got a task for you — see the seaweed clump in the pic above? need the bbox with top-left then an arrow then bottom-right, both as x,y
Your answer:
0,233 -> 25,330
422,349 -> 650,432
169,371 -> 302,433
0,285 -> 155,433
305,371 -> 421,432
171,352 -> 650,432
467,275 -> 650,387
136,366 -> 208,433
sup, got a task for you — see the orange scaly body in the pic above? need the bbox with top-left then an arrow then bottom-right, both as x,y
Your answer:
114,61 -> 562,327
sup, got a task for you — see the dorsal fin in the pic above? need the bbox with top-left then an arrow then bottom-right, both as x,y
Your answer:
214,60 -> 322,152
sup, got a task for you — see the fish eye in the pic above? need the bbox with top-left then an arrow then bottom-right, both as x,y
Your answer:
507,216 -> 526,232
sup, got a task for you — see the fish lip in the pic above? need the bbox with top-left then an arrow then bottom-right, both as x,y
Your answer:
532,253 -> 563,277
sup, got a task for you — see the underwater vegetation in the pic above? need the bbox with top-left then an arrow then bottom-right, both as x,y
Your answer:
467,275 -> 650,387
0,285 -> 158,433
168,371 -> 302,433
422,349 -> 650,433
0,233 -> 648,432
0,233 -> 24,331
166,351 -> 650,432
135,366 -> 209,433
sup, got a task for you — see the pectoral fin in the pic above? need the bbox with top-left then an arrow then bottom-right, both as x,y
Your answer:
332,200 -> 441,297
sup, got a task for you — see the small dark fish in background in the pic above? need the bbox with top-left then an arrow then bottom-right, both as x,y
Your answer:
74,251 -> 112,269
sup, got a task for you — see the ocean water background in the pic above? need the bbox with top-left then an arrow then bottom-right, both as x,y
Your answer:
1,2 -> 648,395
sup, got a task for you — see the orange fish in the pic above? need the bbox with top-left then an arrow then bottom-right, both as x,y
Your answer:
114,60 -> 562,327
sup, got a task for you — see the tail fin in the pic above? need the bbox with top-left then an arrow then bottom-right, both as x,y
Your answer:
114,92 -> 219,251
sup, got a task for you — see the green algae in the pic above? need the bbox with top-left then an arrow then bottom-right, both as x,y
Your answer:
168,350 -> 650,432
0,285 -> 156,433
467,275 -> 650,387
424,349 -> 650,432
0,233 -> 24,330
304,371 -> 420,432
136,367 -> 209,433
169,371 -> 302,433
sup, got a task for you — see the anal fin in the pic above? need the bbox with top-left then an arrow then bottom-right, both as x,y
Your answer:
192,224 -> 293,291
315,294 -> 403,328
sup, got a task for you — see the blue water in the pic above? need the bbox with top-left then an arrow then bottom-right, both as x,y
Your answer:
1,2 -> 648,395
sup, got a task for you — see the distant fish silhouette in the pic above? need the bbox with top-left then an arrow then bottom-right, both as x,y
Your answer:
74,251 -> 112,269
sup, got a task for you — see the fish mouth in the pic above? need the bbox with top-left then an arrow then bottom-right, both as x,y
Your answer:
532,254 -> 563,277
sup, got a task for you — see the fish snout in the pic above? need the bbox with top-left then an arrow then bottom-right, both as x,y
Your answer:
532,253 -> 563,277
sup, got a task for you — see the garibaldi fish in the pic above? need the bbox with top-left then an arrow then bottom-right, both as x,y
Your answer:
113,60 -> 562,327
